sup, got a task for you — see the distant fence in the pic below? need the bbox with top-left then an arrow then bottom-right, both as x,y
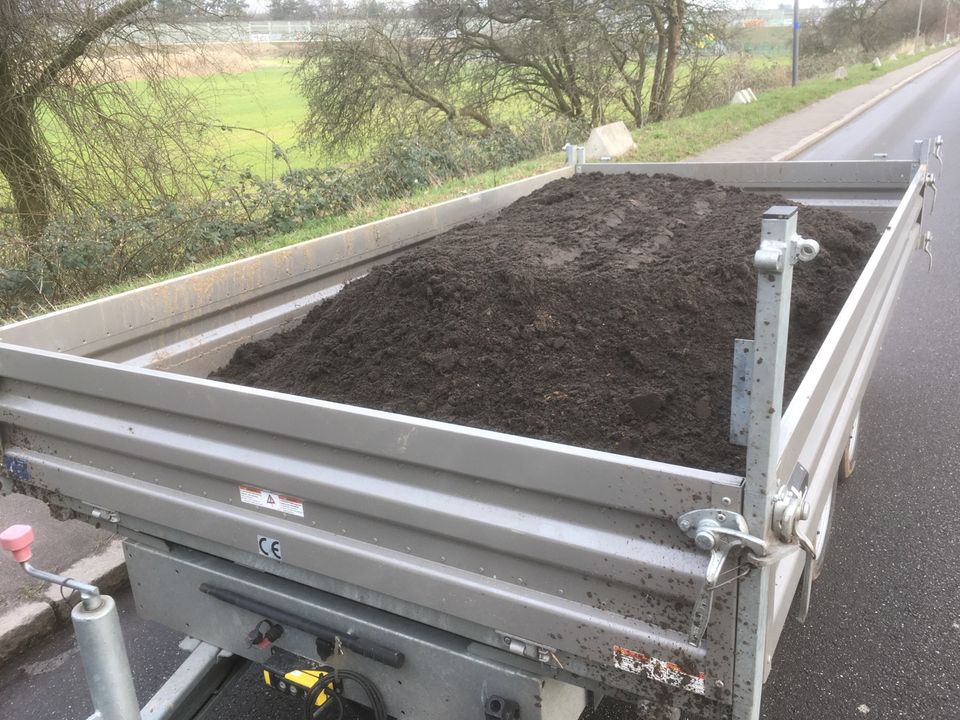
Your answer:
135,20 -> 357,45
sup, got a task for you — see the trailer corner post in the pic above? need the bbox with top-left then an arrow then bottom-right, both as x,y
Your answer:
732,206 -> 805,720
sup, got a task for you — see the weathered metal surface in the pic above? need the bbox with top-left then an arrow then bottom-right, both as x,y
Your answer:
729,339 -> 755,446
127,540 -> 590,720
766,166 -> 926,663
0,342 -> 741,702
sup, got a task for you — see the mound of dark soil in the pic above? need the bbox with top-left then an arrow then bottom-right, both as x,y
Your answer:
212,173 -> 877,474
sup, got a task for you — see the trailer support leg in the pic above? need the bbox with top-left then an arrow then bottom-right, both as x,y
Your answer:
74,596 -> 141,720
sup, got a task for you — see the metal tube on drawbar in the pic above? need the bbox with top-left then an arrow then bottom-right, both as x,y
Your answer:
72,595 -> 141,720
199,584 -> 405,669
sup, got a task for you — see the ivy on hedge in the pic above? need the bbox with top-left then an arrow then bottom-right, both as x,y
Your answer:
0,120 -> 581,320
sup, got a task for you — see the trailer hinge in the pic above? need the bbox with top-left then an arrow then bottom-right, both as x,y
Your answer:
84,504 -> 120,525
678,464 -> 818,646
496,631 -> 563,669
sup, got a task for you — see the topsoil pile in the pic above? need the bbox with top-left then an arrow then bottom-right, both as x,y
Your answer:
212,173 -> 878,474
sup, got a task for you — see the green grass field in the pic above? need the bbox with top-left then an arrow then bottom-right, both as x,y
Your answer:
174,64 -> 314,177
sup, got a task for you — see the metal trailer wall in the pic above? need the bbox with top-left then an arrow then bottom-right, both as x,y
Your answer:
0,158 -> 928,719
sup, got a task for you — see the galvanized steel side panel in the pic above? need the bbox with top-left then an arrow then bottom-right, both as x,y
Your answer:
0,167 -> 574,375
0,343 -> 741,701
764,169 -> 926,660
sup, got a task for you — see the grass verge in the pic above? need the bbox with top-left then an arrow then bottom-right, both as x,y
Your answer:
624,44 -> 953,161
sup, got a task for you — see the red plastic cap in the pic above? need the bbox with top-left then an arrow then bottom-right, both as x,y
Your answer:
0,525 -> 34,563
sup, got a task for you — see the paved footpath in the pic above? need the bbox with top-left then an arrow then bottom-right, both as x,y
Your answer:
0,41 -> 957,665
689,44 -> 958,162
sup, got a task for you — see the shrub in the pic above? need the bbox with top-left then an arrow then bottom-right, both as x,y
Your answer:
0,119 -> 581,321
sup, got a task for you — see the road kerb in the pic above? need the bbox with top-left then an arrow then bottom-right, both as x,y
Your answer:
0,601 -> 56,666
771,46 -> 960,161
0,540 -> 127,663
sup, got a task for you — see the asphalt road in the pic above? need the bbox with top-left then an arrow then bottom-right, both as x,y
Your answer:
1,55 -> 958,720
759,51 -> 960,720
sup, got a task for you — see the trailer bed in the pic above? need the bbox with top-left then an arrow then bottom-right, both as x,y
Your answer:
0,155 -> 932,719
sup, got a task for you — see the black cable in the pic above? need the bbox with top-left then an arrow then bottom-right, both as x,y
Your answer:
302,666 -> 387,720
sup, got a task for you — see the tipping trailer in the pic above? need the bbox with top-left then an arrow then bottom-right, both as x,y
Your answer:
0,141 -> 942,720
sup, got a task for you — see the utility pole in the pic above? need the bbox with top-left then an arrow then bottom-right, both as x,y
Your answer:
791,0 -> 800,86
914,0 -> 925,52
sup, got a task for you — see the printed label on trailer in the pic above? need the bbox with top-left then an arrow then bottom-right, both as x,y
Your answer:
257,535 -> 283,561
613,645 -> 706,696
239,485 -> 305,517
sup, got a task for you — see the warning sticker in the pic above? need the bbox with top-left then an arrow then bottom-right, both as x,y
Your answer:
613,645 -> 706,696
239,485 -> 305,517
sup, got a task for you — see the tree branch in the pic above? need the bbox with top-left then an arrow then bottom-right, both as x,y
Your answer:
26,0 -> 152,100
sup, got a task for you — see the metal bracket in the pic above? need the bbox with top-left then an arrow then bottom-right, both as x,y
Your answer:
679,464 -> 820,645
497,631 -> 563,668
677,509 -> 769,646
920,231 -> 934,272
925,172 -> 938,215
88,505 -> 120,525
754,221 -> 820,274
729,339 -> 754,446
771,464 -> 817,624
933,134 -> 944,178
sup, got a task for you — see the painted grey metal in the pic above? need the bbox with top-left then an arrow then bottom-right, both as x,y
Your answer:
72,595 -> 141,720
126,540 -> 589,720
729,339 -> 754,446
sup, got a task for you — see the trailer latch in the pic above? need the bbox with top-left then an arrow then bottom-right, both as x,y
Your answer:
771,464 -> 818,623
678,464 -> 818,646
677,509 -> 769,647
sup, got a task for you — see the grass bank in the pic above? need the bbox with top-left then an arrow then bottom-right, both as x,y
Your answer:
624,44 -> 952,161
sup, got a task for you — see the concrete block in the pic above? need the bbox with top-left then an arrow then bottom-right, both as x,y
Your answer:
0,601 -> 56,665
834,66 -> 848,80
730,90 -> 749,105
872,57 -> 882,68
888,53 -> 898,62
584,121 -> 636,160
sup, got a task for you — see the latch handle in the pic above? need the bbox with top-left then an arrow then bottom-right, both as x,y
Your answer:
678,509 -> 768,647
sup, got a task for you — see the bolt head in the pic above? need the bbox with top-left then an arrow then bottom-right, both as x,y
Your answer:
679,519 -> 691,531
695,530 -> 716,551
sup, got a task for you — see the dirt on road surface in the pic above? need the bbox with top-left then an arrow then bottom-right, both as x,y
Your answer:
212,173 -> 877,474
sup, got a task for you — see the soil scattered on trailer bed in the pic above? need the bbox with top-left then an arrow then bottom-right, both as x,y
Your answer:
212,173 -> 877,474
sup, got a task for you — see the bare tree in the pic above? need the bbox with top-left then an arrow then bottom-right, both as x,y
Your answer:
297,0 -> 723,150
0,0 -> 216,240
297,9 -> 502,150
